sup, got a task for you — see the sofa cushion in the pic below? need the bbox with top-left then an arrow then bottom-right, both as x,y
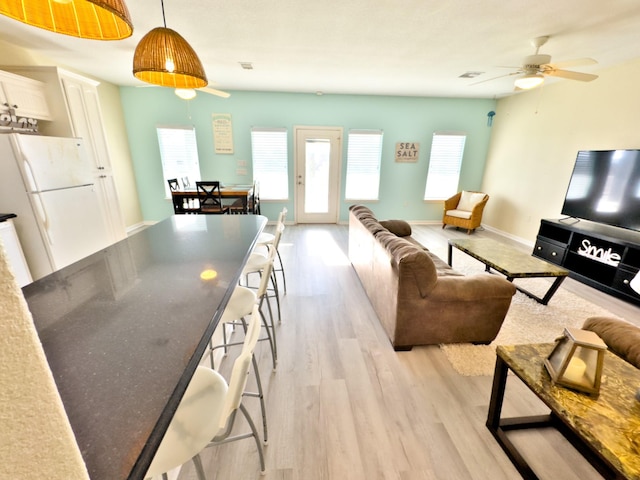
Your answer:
380,219 -> 412,237
397,249 -> 438,297
582,316 -> 640,369
457,191 -> 485,212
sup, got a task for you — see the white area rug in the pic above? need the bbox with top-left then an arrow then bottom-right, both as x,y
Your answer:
439,249 -> 619,376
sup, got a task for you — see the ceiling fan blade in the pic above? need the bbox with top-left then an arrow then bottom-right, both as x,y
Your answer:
199,87 -> 231,98
546,69 -> 598,82
548,58 -> 597,69
469,71 -> 521,86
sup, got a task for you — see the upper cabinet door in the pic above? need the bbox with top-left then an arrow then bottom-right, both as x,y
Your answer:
0,70 -> 52,120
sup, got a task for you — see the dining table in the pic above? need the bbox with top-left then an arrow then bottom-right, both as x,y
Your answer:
21,214 -> 266,479
171,184 -> 254,214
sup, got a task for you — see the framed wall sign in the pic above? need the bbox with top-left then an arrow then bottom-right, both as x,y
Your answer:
395,142 -> 419,162
212,113 -> 234,154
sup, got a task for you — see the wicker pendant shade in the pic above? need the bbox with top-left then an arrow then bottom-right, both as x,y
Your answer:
133,26 -> 208,89
0,0 -> 133,40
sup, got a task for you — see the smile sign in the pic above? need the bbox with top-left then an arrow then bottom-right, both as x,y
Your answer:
577,239 -> 621,266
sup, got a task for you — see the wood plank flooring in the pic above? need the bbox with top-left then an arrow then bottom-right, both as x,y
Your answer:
176,223 -> 640,480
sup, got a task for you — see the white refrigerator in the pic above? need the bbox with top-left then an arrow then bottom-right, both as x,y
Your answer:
0,133 -> 110,281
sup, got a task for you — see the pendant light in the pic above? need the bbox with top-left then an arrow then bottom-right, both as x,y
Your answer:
132,0 -> 207,89
0,0 -> 133,40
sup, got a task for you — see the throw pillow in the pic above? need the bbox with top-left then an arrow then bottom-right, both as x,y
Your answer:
380,219 -> 412,237
457,191 -> 486,212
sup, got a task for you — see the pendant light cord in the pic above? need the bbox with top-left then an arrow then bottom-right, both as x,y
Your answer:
161,0 -> 167,27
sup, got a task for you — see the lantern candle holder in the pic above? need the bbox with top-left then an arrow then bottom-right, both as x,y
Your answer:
544,327 -> 607,395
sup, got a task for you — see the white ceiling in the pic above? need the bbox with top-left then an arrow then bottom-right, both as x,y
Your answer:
1,0 -> 640,98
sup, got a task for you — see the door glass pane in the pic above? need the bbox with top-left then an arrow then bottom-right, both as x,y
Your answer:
305,139 -> 331,213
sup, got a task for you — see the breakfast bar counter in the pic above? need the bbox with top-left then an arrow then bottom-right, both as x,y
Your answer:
22,214 -> 266,479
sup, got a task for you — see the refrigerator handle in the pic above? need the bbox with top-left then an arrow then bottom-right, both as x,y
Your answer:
22,156 -> 39,193
32,191 -> 53,245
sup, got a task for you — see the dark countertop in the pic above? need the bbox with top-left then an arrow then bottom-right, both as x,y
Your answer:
22,214 -> 266,479
0,213 -> 16,222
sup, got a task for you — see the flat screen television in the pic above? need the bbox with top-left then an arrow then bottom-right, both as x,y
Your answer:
561,149 -> 640,232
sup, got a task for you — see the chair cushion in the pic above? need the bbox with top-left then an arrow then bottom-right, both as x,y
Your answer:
457,191 -> 486,212
445,209 -> 472,219
380,219 -> 412,237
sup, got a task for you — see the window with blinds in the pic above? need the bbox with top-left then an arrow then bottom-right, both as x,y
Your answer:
251,128 -> 289,200
156,125 -> 201,197
424,132 -> 467,200
345,129 -> 383,200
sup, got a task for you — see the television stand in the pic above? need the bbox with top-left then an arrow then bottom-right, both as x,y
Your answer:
533,219 -> 640,306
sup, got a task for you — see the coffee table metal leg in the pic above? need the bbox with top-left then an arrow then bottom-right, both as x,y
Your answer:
513,275 -> 567,305
447,243 -> 453,266
487,356 -> 540,480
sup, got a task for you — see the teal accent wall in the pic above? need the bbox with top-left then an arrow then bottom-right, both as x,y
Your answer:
119,87 -> 495,222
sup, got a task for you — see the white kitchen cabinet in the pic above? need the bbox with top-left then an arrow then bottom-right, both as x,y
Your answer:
0,70 -> 52,120
1,66 -> 127,245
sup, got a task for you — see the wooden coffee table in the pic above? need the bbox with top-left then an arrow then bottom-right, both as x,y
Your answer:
448,237 -> 569,305
487,344 -> 640,480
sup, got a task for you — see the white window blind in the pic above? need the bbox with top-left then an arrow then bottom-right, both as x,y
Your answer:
156,125 -> 201,197
424,132 -> 467,200
251,127 -> 289,200
345,129 -> 383,200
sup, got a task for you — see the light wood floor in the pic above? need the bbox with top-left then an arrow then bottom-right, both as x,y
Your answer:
177,223 -> 640,480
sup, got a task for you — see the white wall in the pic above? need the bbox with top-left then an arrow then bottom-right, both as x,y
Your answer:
482,58 -> 640,242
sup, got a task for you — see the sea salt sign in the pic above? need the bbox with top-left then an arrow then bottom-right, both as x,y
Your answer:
395,142 -> 419,162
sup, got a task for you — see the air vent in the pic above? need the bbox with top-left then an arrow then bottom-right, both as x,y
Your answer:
239,62 -> 253,70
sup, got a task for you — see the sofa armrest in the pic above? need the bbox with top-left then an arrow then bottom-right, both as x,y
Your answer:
582,316 -> 640,369
426,273 -> 516,301
468,195 -> 489,224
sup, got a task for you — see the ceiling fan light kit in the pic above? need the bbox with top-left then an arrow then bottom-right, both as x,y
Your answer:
0,0 -> 133,40
514,72 -> 545,90
175,88 -> 197,100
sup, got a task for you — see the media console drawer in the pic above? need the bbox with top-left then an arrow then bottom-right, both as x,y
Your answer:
533,238 -> 566,265
612,266 -> 640,294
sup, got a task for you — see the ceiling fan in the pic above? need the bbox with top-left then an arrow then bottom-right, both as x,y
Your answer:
136,84 -> 230,99
474,36 -> 599,90
175,86 -> 230,99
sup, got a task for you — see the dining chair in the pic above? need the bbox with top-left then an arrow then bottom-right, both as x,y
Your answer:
145,305 -> 266,480
196,181 -> 230,214
181,176 -> 191,189
251,181 -> 261,215
167,178 -> 180,191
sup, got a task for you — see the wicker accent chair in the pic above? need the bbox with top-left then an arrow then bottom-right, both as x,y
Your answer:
442,191 -> 489,234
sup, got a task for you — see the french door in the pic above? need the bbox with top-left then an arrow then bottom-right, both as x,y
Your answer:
294,127 -> 343,223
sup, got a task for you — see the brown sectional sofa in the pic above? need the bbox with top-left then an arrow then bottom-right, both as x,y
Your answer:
348,205 -> 516,350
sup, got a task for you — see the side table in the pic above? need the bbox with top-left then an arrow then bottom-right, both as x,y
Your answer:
487,344 -> 640,480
